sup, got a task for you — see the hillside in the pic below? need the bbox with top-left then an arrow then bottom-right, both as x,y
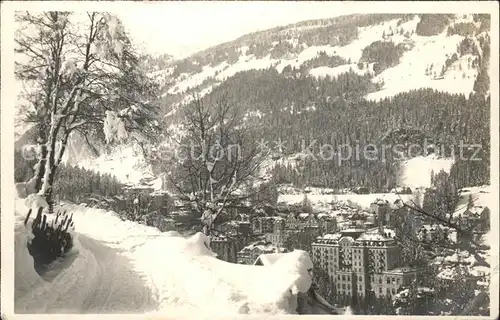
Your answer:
156,14 -> 490,110
145,14 -> 490,191
15,13 -> 491,190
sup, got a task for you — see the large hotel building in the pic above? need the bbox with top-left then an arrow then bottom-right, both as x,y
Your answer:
311,226 -> 418,300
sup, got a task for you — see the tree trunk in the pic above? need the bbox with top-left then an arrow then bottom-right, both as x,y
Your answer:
33,143 -> 47,192
39,125 -> 59,213
203,224 -> 211,236
30,125 -> 48,194
45,132 -> 70,200
45,160 -> 60,214
44,170 -> 56,214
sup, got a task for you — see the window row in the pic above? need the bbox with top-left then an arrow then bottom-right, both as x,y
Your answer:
386,277 -> 400,284
337,283 -> 351,290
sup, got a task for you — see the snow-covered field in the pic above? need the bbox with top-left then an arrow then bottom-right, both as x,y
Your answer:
365,35 -> 478,101
398,154 -> 455,188
14,194 -> 315,316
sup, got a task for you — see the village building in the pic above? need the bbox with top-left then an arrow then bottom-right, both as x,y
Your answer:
210,235 -> 242,263
150,190 -> 172,215
417,224 -> 451,242
252,216 -> 280,234
461,205 -> 490,233
352,187 -> 370,194
311,223 -> 419,300
390,186 -> 413,194
236,241 -> 288,265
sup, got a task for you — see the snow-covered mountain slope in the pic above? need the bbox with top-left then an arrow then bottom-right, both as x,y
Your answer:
65,140 -> 155,186
15,125 -> 157,187
146,14 -> 489,192
15,195 -> 317,315
157,14 -> 489,110
14,13 -> 490,188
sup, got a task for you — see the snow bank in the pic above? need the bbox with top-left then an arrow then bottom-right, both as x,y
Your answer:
70,204 -> 314,315
15,195 -> 316,315
14,200 -> 43,304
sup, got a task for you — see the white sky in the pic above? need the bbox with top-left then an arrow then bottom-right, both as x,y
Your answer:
8,1 -> 497,59
115,2 -> 349,59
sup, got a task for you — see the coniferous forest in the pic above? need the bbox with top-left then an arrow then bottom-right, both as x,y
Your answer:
179,67 -> 490,191
15,151 -> 124,202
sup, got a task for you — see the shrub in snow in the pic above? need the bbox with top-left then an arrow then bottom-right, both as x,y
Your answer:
24,207 -> 75,273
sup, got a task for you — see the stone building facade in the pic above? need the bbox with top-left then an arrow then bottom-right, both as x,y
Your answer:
311,227 -> 418,300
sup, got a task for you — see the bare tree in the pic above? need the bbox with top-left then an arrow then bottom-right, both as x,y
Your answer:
15,11 -> 159,209
165,94 -> 271,236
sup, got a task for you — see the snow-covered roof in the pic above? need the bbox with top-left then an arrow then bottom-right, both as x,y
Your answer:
437,268 -> 455,280
317,233 -> 342,241
340,228 -> 366,233
241,241 -> 286,253
383,266 -> 418,274
470,265 -> 490,276
368,227 -> 395,236
417,286 -> 434,293
318,215 -> 335,221
150,190 -> 172,196
358,233 -> 389,241
125,184 -> 155,190
464,205 -> 488,217
443,251 -> 477,266
142,172 -> 155,180
254,253 -> 288,266
355,227 -> 396,242
210,235 -> 230,242
340,236 -> 355,242
223,220 -> 240,227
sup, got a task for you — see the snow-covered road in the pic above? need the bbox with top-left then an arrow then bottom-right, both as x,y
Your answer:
15,233 -> 157,314
14,196 -> 315,316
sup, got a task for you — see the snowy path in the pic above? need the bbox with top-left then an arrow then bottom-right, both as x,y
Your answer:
15,198 -> 314,316
15,233 -> 158,314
